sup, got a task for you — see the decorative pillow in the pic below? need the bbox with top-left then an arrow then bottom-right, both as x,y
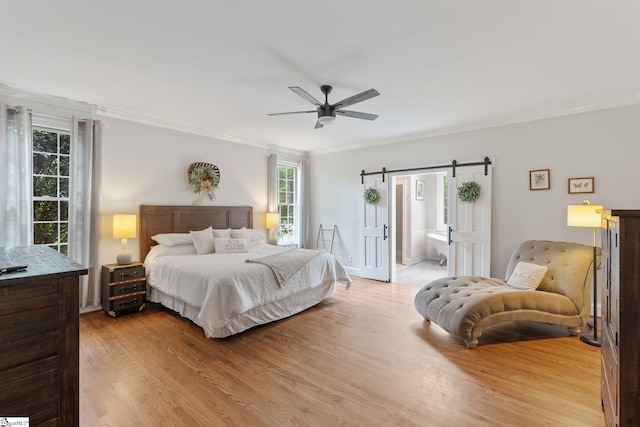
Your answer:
190,227 -> 216,255
507,262 -> 548,290
214,238 -> 250,253
151,233 -> 193,246
213,228 -> 232,238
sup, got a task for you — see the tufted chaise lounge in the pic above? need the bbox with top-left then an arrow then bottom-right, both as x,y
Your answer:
414,240 -> 598,348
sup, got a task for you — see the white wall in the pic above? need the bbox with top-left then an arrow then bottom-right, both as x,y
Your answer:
4,84 -> 639,285
99,117 -> 271,266
308,104 -> 640,279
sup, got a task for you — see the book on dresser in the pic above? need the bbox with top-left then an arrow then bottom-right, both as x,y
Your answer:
600,209 -> 640,427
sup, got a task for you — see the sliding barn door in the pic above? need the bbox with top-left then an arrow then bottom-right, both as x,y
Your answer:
361,175 -> 390,281
447,164 -> 492,276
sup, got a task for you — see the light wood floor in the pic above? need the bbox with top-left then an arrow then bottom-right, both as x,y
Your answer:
79,277 -> 604,426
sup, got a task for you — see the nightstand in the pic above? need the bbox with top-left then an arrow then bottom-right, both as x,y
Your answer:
102,262 -> 146,317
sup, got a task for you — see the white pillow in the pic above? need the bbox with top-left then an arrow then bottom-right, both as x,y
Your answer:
214,238 -> 250,253
144,244 -> 196,266
190,227 -> 216,255
213,228 -> 232,238
247,229 -> 264,242
507,262 -> 548,290
151,233 -> 193,246
231,228 -> 253,247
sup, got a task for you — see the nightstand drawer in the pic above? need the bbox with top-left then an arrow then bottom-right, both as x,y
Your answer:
108,280 -> 145,297
104,291 -> 146,313
106,264 -> 144,283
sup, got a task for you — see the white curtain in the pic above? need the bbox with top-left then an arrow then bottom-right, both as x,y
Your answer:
267,154 -> 278,244
267,154 -> 278,212
0,104 -> 33,247
299,156 -> 308,248
69,117 -> 102,309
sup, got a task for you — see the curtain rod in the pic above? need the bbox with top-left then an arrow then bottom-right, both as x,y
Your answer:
4,105 -> 22,113
360,156 -> 492,183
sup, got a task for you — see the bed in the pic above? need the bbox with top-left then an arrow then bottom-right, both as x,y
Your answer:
139,205 -> 351,338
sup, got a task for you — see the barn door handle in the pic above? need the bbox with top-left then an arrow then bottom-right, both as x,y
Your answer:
448,226 -> 453,244
384,224 -> 388,240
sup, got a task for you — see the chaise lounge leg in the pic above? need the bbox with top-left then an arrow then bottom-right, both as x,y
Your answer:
465,338 -> 478,349
567,326 -> 580,336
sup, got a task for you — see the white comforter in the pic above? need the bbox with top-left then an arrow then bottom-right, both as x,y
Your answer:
145,242 -> 351,338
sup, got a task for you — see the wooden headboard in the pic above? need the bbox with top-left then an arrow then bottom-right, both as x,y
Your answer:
138,205 -> 254,257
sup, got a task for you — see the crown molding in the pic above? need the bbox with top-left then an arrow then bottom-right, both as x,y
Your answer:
0,83 -> 96,115
309,96 -> 640,156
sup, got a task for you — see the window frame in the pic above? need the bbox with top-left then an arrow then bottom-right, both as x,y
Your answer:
31,124 -> 72,255
276,160 -> 301,245
436,172 -> 448,231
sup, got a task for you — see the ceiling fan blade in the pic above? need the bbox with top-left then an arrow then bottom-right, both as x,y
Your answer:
335,110 -> 378,121
268,110 -> 316,116
314,121 -> 324,129
289,86 -> 323,107
333,89 -> 380,109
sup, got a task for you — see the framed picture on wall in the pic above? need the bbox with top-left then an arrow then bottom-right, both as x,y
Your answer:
529,169 -> 550,190
416,180 -> 425,201
568,177 -> 594,194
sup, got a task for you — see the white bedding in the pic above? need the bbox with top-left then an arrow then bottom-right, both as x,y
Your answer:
145,242 -> 351,338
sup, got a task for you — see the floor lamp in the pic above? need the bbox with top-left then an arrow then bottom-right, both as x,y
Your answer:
567,200 -> 602,347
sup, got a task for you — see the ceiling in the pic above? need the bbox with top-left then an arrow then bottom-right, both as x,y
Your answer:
1,1 -> 639,154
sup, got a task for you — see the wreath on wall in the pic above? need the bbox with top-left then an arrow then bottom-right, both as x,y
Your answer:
363,187 -> 381,205
457,181 -> 481,203
187,162 -> 220,202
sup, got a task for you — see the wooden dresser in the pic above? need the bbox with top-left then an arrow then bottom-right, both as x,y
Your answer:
600,209 -> 640,427
0,245 -> 87,426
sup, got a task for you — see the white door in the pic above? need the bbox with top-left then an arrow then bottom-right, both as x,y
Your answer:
361,175 -> 390,281
447,164 -> 492,276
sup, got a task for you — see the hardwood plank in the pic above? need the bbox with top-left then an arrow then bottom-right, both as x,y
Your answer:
79,277 -> 604,426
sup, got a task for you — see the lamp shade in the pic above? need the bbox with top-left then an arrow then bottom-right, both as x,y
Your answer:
567,204 -> 603,228
113,214 -> 137,239
265,212 -> 280,229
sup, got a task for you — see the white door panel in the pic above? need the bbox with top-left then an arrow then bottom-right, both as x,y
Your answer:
361,176 -> 390,281
447,165 -> 492,277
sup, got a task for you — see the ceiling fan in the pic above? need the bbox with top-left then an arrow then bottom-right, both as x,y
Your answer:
268,85 -> 380,129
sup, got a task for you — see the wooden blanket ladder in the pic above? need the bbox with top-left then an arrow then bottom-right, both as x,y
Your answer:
316,224 -> 337,253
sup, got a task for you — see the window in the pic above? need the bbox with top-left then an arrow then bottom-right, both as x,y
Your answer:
436,172 -> 448,231
32,127 -> 71,254
277,163 -> 300,245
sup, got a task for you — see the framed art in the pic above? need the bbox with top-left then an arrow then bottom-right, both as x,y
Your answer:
529,169 -> 550,190
568,177 -> 594,194
416,180 -> 425,201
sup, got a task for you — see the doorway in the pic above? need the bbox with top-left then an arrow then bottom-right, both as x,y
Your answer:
393,171 -> 448,287
360,159 -> 492,283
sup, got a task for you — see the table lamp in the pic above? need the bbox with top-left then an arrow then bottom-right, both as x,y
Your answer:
113,214 -> 137,265
265,212 -> 280,245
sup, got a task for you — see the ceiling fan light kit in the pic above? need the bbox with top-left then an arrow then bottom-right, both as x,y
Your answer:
269,84 -> 379,129
317,115 -> 336,125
